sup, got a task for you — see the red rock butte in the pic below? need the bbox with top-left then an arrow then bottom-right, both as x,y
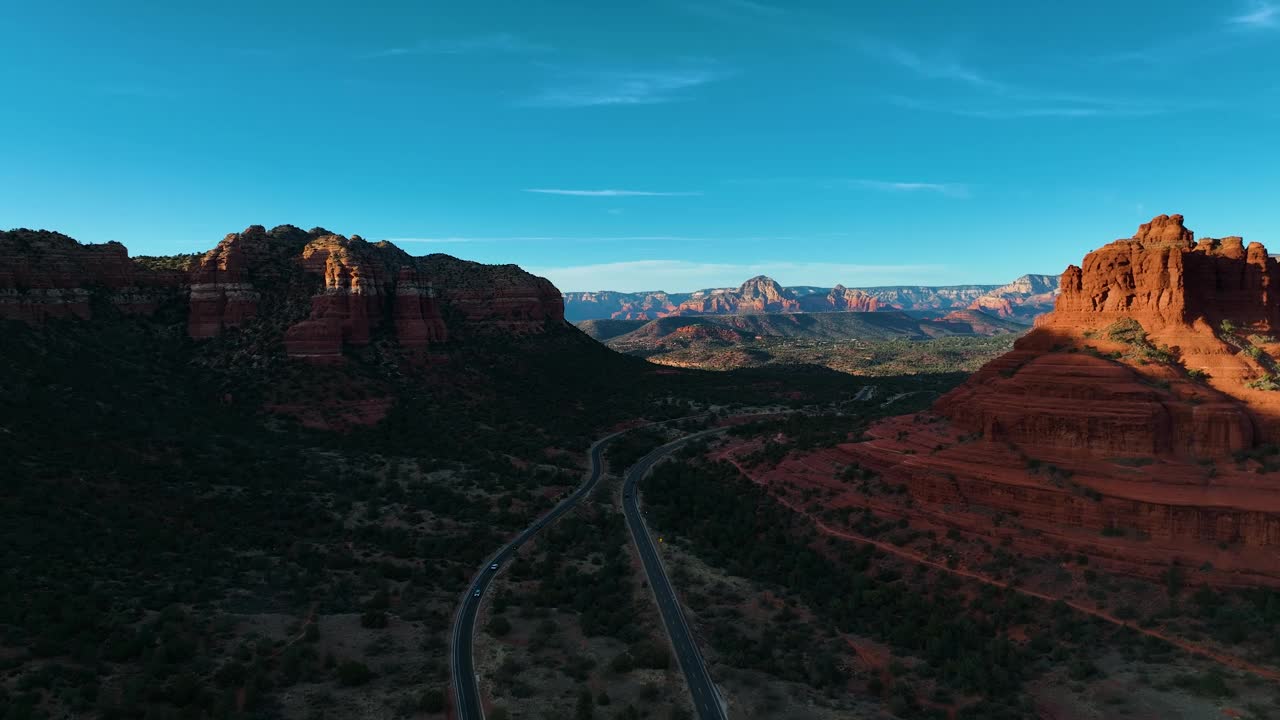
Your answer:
841,215 -> 1280,585
1,224 -> 567,364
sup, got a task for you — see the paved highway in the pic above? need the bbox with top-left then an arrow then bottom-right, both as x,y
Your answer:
450,418 -> 709,720
623,427 -> 732,720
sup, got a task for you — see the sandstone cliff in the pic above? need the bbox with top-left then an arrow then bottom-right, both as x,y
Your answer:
841,215 -> 1280,583
562,290 -> 687,322
0,229 -> 182,322
801,284 -> 882,312
966,274 -> 1058,321
564,276 -> 1060,322
281,233 -> 440,361
1,224 -> 570,432
939,214 -> 1280,456
672,275 -> 802,315
421,254 -> 565,333
2,225 -> 565,360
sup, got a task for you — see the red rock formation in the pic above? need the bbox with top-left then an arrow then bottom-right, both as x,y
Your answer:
737,424 -> 1280,585
562,290 -> 684,321
837,215 -> 1280,582
1044,216 -> 1280,336
934,350 -> 1253,458
935,309 -> 1023,335
283,235 -> 380,360
423,255 -> 566,333
5,223 -> 563,353
611,292 -> 681,320
393,267 -> 448,352
966,274 -> 1058,320
442,284 -> 565,331
801,284 -> 882,312
0,229 -> 178,322
976,213 -> 1280,449
673,275 -> 801,315
281,236 -> 461,361
187,231 -> 261,338
565,277 -> 1062,323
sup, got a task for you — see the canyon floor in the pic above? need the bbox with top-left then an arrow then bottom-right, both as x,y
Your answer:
8,217 -> 1280,719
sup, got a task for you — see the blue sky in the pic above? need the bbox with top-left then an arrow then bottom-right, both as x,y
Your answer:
4,0 -> 1280,292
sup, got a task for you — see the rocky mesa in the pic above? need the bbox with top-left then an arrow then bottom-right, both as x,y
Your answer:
966,273 -> 1058,321
3,225 -> 565,359
564,275 -> 1061,322
834,215 -> 1280,584
0,229 -> 183,322
1,224 -> 569,430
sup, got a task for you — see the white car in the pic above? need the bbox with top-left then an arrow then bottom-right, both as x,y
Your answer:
490,562 -> 499,571
473,588 -> 481,597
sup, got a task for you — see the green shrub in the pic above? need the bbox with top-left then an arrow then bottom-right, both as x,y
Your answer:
1068,657 -> 1100,680
1107,318 -> 1146,345
487,616 -> 511,637
418,689 -> 445,713
609,651 -> 634,674
1173,670 -> 1233,698
1105,319 -> 1180,363
630,640 -> 670,670
1109,457 -> 1154,467
337,660 -> 373,686
1248,374 -> 1280,391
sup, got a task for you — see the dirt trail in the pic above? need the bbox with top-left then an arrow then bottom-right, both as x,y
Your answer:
723,457 -> 1280,684
268,603 -> 318,659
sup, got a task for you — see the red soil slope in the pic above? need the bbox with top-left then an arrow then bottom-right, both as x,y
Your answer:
841,215 -> 1280,583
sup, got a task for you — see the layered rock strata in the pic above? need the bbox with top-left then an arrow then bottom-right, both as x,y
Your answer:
839,215 -> 1280,581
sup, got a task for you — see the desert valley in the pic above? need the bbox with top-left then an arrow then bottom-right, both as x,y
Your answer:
6,3 -> 1280,719
4,215 -> 1280,720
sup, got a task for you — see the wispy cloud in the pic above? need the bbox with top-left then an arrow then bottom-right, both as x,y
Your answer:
365,33 -> 549,59
849,179 -> 970,197
727,175 -> 971,197
1229,1 -> 1279,27
858,37 -> 1167,119
886,94 -> 1165,119
523,188 -> 702,197
526,67 -> 725,107
530,259 -> 948,293
855,37 -> 1002,91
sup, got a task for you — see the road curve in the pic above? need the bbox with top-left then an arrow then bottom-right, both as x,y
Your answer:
623,427 -> 732,720
450,418 -> 707,720
449,431 -> 618,720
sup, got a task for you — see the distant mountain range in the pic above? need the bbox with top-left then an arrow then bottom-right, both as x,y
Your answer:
581,308 -> 1028,347
564,274 -> 1059,324
578,308 -> 1027,375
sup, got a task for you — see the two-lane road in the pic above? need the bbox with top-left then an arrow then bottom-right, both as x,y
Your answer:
451,417 -> 710,720
452,415 -> 760,720
623,427 -> 732,720
450,431 -> 619,720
